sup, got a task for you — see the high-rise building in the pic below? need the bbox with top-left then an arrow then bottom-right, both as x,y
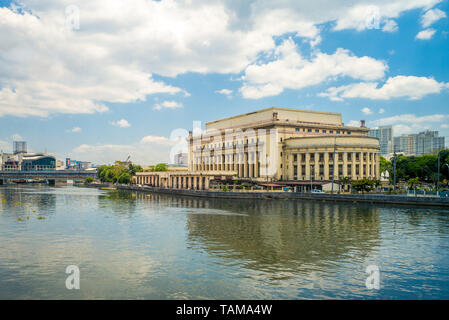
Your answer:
174,153 -> 188,166
394,135 -> 414,155
413,130 -> 445,156
368,126 -> 393,155
13,141 -> 27,154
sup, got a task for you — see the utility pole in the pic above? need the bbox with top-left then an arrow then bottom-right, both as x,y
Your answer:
393,153 -> 397,191
331,136 -> 336,194
438,150 -> 440,194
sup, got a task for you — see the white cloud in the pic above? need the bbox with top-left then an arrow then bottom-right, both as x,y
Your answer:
71,127 -> 82,133
0,1 -> 442,117
379,108 -> 385,114
319,76 -> 448,101
140,135 -> 173,145
416,28 -> 437,40
369,113 -> 449,134
240,38 -> 387,99
382,20 -> 399,32
362,107 -> 373,115
71,134 -> 176,165
216,89 -> 233,96
111,119 -> 131,128
441,124 -> 449,128
11,133 -> 23,141
347,120 -> 362,127
153,101 -> 183,111
421,8 -> 446,28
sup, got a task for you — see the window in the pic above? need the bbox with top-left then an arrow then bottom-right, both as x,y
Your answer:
295,128 -> 300,132
294,154 -> 298,162
315,129 -> 319,133
330,130 -> 334,133
308,128 -> 312,132
347,131 -> 351,135
323,130 -> 327,133
336,130 -> 340,134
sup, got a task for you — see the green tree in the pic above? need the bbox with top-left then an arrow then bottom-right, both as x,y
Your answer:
85,177 -> 94,183
154,163 -> 168,172
407,177 -> 420,190
339,176 -> 352,192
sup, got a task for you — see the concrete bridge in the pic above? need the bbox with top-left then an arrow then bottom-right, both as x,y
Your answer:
0,170 -> 97,185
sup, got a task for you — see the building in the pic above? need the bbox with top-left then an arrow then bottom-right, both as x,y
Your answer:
66,158 -> 91,170
394,135 -> 414,155
413,130 -> 445,156
393,130 -> 445,156
1,153 -> 56,171
368,126 -> 393,155
174,153 -> 188,167
13,141 -> 27,154
135,107 -> 380,191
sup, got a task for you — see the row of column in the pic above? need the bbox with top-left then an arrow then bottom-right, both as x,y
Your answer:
286,151 -> 379,181
193,151 -> 261,178
136,174 -> 211,190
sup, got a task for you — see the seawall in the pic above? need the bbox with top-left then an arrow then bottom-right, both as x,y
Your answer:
91,184 -> 449,208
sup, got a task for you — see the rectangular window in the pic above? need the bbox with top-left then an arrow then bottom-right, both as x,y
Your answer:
295,128 -> 300,132
315,129 -> 319,133
323,130 -> 327,133
293,154 -> 298,162
308,128 -> 312,132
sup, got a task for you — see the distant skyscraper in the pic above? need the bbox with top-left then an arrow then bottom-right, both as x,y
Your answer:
13,141 -> 27,154
368,126 -> 393,155
394,135 -> 414,155
413,130 -> 445,156
174,152 -> 188,166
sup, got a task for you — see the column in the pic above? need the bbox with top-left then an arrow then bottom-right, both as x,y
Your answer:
298,154 -> 303,180
305,152 -> 310,180
244,152 -> 248,178
376,153 -> 380,179
288,152 -> 294,180
343,152 -> 348,177
352,152 -> 356,179
324,152 -> 329,181
360,152 -> 364,178
314,152 -> 319,180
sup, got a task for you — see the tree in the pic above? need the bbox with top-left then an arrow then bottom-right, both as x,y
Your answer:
351,179 -> 376,194
85,177 -> 94,183
339,176 -> 352,192
117,172 -> 131,184
407,177 -> 420,190
154,163 -> 168,172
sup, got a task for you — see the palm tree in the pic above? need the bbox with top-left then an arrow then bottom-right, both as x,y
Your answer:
339,176 -> 352,193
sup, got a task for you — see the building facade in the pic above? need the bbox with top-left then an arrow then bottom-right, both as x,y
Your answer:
368,126 -> 393,155
135,107 -> 380,191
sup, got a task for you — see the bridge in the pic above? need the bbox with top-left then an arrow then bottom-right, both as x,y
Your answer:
0,170 -> 97,185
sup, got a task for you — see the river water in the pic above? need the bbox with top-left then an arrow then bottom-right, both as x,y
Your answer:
0,184 -> 448,299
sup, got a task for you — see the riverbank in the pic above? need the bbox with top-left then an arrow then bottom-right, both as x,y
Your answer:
84,183 -> 449,207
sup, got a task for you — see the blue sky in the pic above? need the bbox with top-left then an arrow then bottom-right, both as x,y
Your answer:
1,0 -> 448,165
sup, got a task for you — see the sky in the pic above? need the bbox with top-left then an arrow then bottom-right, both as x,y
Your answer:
0,0 -> 448,165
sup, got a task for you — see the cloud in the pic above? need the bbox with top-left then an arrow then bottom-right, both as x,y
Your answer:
362,107 -> 373,115
153,101 -> 183,111
382,20 -> 399,32
111,119 -> 131,128
421,8 -> 446,28
71,134 -> 176,165
11,133 -> 23,141
140,135 -> 173,145
319,76 -> 448,101
369,113 -> 449,134
1,1 -> 442,117
240,38 -> 387,99
70,127 -> 82,133
416,28 -> 437,40
379,108 -> 385,114
347,120 -> 362,127
216,89 -> 233,96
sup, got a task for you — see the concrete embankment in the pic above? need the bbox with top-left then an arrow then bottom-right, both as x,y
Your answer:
84,184 -> 449,208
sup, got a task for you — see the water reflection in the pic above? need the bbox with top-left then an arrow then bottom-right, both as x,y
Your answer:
1,186 -> 449,299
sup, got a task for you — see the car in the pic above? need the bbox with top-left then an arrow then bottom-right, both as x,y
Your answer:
311,189 -> 325,193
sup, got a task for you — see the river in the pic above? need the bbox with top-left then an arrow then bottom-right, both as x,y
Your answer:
1,184 -> 448,299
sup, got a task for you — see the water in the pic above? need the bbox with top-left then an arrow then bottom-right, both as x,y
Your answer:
1,184 -> 449,299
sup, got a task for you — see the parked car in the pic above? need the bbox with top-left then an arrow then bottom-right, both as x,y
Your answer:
311,189 -> 325,194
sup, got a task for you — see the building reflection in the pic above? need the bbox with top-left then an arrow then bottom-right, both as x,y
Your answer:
134,192 -> 381,274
